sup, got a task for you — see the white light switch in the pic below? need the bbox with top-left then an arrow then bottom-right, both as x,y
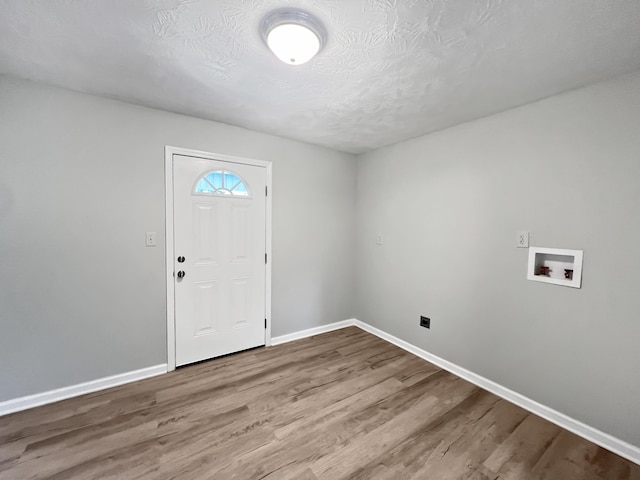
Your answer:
145,231 -> 157,247
517,231 -> 529,248
376,234 -> 383,245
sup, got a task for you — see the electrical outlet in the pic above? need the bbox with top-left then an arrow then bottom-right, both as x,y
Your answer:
420,316 -> 431,329
145,231 -> 157,247
517,231 -> 529,248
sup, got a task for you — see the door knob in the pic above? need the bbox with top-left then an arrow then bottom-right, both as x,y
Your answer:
177,256 -> 185,263
177,270 -> 185,279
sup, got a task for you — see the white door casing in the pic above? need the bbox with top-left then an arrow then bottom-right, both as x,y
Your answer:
165,147 -> 272,370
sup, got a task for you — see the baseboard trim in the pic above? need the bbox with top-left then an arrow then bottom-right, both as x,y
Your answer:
0,364 -> 167,417
4,319 -> 358,417
270,319 -> 357,346
352,319 -> 640,466
2,320 -> 638,465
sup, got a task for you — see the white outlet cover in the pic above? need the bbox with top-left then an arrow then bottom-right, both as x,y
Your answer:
145,231 -> 157,247
517,231 -> 529,248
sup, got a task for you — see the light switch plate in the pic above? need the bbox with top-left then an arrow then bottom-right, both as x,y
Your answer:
376,234 -> 383,245
517,231 -> 529,248
145,231 -> 157,247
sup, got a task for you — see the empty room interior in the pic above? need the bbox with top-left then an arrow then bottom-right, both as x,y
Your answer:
1,1 -> 640,479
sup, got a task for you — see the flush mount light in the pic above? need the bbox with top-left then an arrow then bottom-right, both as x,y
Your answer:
261,9 -> 326,65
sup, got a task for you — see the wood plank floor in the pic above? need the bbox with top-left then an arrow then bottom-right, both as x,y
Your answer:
1,327 -> 638,479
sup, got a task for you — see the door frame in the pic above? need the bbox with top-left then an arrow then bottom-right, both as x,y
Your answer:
164,146 -> 273,372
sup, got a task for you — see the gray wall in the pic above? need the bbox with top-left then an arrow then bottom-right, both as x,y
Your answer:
3,68 -> 639,449
356,71 -> 640,446
0,76 -> 357,402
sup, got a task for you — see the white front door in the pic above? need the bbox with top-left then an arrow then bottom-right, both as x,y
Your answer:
173,154 -> 267,366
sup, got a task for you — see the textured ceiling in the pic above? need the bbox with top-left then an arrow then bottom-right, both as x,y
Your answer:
1,1 -> 640,154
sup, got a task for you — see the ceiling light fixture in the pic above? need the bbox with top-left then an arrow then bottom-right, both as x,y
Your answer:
261,9 -> 326,66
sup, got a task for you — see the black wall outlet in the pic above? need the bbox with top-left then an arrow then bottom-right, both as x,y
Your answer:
420,316 -> 431,329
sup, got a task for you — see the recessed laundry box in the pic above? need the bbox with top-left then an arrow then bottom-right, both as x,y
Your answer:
527,247 -> 584,288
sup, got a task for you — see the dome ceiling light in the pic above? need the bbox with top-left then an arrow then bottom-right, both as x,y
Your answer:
261,9 -> 326,65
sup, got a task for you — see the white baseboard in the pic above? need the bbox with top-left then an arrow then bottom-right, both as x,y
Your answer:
3,319 -> 358,417
0,364 -> 167,417
270,319 -> 357,346
352,319 -> 640,466
2,318 -> 638,466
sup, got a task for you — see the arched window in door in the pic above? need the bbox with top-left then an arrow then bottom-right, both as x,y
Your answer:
194,170 -> 250,197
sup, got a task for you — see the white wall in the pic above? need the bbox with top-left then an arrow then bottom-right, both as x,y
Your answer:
356,71 -> 640,447
0,76 -> 357,402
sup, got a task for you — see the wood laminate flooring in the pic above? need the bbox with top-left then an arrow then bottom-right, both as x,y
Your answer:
1,327 -> 638,479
